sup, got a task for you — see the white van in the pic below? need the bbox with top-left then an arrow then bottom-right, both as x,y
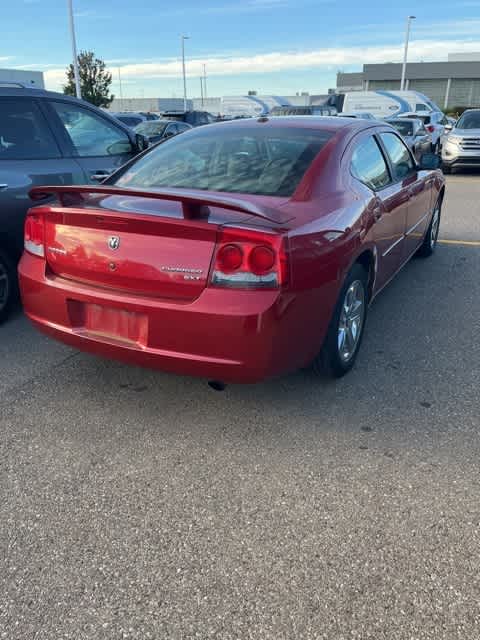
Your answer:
340,91 -> 442,119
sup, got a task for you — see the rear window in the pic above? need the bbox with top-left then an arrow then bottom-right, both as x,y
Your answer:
114,125 -> 333,197
391,121 -> 414,136
406,114 -> 430,125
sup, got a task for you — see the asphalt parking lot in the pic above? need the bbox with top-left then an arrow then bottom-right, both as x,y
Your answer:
1,175 -> 480,639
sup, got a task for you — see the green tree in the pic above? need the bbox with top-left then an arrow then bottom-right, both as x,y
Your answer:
63,50 -> 114,108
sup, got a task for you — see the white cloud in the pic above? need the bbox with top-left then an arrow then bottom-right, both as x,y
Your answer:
39,37 -> 480,91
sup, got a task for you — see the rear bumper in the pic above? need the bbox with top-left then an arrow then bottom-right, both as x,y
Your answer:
19,254 -> 333,383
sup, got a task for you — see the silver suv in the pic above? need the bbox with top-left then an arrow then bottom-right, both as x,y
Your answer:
0,84 -> 148,323
441,109 -> 480,173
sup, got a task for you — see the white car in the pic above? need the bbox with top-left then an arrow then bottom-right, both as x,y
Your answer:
402,111 -> 449,153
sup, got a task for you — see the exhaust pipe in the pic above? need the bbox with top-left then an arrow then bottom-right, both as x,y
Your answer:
208,380 -> 226,392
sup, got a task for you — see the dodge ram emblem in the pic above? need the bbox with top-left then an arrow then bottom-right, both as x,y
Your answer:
108,236 -> 120,250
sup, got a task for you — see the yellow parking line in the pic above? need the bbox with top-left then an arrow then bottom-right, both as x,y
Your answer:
438,239 -> 480,246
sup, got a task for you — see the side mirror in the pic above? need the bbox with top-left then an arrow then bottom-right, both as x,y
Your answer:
164,130 -> 175,138
419,153 -> 441,170
135,133 -> 149,152
444,123 -> 453,132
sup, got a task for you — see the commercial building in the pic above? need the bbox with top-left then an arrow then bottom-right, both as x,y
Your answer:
337,58 -> 480,109
109,94 -> 316,116
0,68 -> 44,88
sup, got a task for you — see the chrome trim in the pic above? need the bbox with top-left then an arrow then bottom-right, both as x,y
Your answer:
382,235 -> 404,257
405,211 -> 430,237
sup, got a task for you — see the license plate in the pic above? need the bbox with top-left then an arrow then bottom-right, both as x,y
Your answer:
68,301 -> 148,346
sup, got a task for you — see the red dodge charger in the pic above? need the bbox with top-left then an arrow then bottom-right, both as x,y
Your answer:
19,117 -> 445,384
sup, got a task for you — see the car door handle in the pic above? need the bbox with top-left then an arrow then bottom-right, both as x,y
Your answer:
91,171 -> 110,182
0,183 -> 8,190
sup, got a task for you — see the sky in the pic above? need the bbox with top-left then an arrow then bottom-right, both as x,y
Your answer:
3,0 -> 480,98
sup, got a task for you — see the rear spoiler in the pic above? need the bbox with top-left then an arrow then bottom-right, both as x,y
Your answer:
29,185 -> 292,224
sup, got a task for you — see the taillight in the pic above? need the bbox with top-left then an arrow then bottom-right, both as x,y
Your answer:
426,125 -> 435,133
24,211 -> 45,257
210,228 -> 288,289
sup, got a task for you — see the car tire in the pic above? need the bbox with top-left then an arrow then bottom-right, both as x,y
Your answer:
312,263 -> 369,378
0,249 -> 17,325
417,198 -> 442,258
442,164 -> 451,174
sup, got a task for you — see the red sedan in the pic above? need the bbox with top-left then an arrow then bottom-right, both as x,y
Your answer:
19,117 -> 445,384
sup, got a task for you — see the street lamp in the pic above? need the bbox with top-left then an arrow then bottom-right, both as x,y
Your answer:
400,15 -> 416,91
67,0 -> 82,99
181,35 -> 190,112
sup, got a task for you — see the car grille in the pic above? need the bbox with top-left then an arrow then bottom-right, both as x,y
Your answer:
460,138 -> 480,150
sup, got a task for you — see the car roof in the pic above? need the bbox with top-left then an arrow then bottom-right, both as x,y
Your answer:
0,85 -> 88,104
140,119 -> 184,125
206,115 -> 377,133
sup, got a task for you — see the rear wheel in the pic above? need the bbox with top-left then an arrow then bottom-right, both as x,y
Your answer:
0,249 -> 16,325
312,264 -> 368,378
417,199 -> 442,258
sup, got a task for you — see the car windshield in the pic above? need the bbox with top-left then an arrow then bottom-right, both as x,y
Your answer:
134,121 -> 169,136
113,125 -> 333,197
391,121 -> 414,136
456,111 -> 480,129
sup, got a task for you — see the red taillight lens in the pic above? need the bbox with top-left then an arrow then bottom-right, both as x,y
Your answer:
216,244 -> 243,272
427,125 -> 435,133
24,212 -> 45,257
249,245 -> 275,274
210,228 -> 288,290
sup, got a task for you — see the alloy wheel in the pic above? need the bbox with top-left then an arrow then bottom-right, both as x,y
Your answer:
337,280 -> 366,363
430,207 -> 440,249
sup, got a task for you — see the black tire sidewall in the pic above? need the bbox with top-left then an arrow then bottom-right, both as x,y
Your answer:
0,250 -> 17,324
315,263 -> 369,378
418,198 -> 442,257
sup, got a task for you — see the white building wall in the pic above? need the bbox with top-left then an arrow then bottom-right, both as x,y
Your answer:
0,68 -> 44,88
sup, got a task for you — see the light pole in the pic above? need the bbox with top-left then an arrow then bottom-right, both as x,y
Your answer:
181,35 -> 189,112
118,67 -> 124,110
400,15 -> 415,91
203,63 -> 207,101
67,0 -> 82,99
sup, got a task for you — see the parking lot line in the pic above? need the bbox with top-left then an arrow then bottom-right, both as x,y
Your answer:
438,239 -> 480,246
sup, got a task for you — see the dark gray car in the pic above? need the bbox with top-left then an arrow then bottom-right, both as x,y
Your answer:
0,84 -> 148,322
389,118 -> 433,161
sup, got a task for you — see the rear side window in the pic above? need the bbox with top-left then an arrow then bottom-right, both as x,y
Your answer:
379,132 -> 415,180
0,98 -> 61,160
114,126 -> 332,197
351,136 -> 390,190
51,101 -> 133,157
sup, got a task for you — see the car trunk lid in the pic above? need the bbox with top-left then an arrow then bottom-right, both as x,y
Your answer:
32,186 -> 291,302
